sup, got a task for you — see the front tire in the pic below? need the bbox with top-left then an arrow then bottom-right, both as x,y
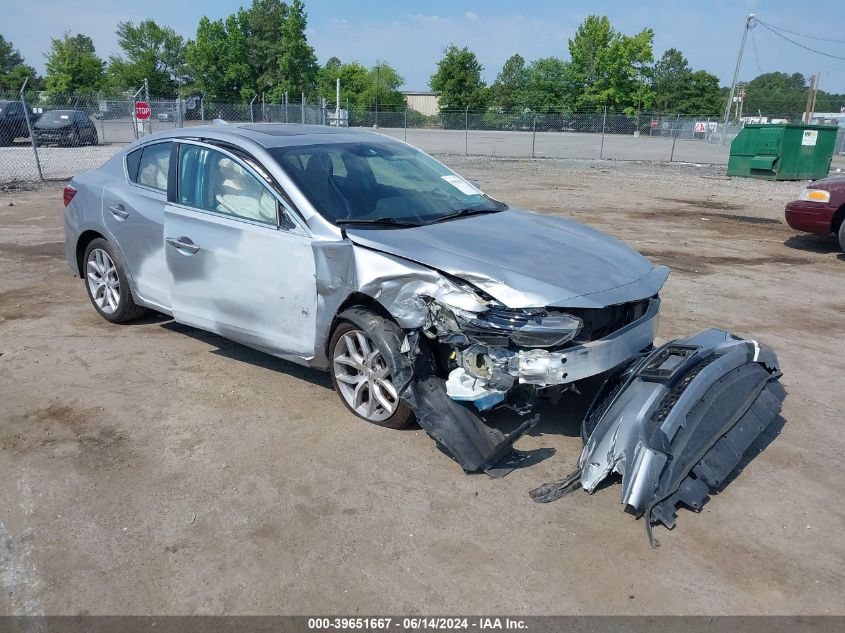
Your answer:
329,318 -> 413,429
839,220 -> 845,253
83,238 -> 147,323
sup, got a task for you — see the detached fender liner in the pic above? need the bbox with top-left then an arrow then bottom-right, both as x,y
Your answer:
336,308 -> 536,474
531,329 -> 785,544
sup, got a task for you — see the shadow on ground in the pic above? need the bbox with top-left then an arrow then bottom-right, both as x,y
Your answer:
783,234 -> 840,254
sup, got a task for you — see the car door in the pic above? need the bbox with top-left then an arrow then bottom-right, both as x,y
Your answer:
101,141 -> 172,311
163,140 -> 317,358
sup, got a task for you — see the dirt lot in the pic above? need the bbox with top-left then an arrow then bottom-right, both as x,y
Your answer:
1,158 -> 843,615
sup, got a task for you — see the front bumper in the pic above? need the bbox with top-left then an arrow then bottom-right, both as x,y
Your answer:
784,200 -> 835,234
511,298 -> 660,385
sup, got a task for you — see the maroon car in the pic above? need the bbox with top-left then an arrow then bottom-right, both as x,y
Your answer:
785,176 -> 845,251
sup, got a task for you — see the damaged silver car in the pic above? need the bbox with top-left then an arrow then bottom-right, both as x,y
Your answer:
63,124 -> 784,535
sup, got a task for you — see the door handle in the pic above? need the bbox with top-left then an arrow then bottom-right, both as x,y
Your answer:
166,237 -> 200,254
107,203 -> 129,219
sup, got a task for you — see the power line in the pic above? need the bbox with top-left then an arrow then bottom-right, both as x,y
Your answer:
750,26 -> 764,75
754,20 -> 845,60
755,20 -> 845,45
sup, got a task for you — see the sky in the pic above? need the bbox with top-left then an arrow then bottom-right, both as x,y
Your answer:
4,0 -> 845,94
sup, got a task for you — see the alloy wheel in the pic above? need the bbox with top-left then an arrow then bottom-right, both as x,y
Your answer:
332,329 -> 400,422
86,248 -> 120,314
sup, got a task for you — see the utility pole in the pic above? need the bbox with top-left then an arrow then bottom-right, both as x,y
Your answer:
336,77 -> 340,127
804,74 -> 819,124
375,65 -> 380,129
721,13 -> 755,145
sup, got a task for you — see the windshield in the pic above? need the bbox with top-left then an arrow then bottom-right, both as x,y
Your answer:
38,111 -> 75,125
268,141 -> 507,226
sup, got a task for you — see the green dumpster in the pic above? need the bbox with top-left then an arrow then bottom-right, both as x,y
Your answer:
727,123 -> 838,180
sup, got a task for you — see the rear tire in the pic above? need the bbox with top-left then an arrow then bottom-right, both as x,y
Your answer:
839,221 -> 845,253
82,238 -> 147,323
329,318 -> 413,429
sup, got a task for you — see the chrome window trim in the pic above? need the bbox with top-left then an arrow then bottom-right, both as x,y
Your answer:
173,139 -> 310,237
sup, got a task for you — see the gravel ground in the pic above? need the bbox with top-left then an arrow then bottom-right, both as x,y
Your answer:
0,158 -> 843,615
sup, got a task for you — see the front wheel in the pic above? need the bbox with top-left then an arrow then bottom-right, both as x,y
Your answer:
83,238 -> 147,323
329,319 -> 413,429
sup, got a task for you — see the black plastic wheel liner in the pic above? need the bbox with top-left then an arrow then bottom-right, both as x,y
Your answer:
336,308 -> 536,474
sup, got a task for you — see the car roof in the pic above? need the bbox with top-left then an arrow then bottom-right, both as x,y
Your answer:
138,123 -> 399,149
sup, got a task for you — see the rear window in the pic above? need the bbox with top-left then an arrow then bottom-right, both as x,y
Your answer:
127,142 -> 171,191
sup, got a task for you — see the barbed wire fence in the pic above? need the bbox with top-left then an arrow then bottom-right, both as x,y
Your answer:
2,90 -> 843,184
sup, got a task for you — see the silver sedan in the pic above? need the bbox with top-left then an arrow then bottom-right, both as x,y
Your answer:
63,123 -> 786,535
63,124 -> 665,465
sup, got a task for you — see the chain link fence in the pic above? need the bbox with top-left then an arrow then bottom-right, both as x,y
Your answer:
347,107 -> 748,165
2,92 -> 843,184
0,91 -> 328,183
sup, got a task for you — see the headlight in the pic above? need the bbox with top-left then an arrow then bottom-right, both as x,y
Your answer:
799,188 -> 831,203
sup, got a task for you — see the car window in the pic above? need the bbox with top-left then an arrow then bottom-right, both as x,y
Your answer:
136,142 -> 171,191
126,148 -> 143,182
178,144 -> 278,225
268,142 -> 506,224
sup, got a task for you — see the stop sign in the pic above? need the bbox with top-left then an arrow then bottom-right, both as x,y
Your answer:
135,101 -> 151,120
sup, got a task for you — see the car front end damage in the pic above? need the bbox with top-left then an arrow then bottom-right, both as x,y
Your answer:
313,215 -> 785,539
316,240 -> 669,475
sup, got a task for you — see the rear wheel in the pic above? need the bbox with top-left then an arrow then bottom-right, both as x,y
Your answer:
839,220 -> 845,253
329,319 -> 412,429
83,238 -> 147,323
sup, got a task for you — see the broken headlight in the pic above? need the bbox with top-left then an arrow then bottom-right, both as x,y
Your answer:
458,308 -> 583,348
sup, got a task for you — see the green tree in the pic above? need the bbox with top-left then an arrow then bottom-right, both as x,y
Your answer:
490,54 -> 527,108
430,45 -> 489,110
0,34 -> 39,92
0,34 -> 23,76
521,57 -> 574,111
361,62 -> 405,110
744,72 -> 808,116
652,48 -> 690,111
567,15 -> 654,112
318,59 -> 367,105
317,60 -> 404,109
680,70 -> 722,115
44,33 -> 104,95
651,48 -> 721,114
106,20 -> 186,96
244,0 -> 288,94
186,12 -> 255,101
271,0 -> 318,100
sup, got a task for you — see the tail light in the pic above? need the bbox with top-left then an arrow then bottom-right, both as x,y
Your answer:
63,185 -> 77,207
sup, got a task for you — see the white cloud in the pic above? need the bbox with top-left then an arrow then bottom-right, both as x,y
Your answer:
465,11 -> 480,23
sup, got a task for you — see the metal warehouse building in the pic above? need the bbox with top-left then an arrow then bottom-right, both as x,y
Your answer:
402,91 -> 440,116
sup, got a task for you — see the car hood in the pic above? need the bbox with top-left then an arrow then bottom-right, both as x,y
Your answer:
809,176 -> 845,192
345,209 -> 668,309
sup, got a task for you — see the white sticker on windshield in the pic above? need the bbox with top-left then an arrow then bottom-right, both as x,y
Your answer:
60,115 -> 69,119
441,174 -> 481,195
